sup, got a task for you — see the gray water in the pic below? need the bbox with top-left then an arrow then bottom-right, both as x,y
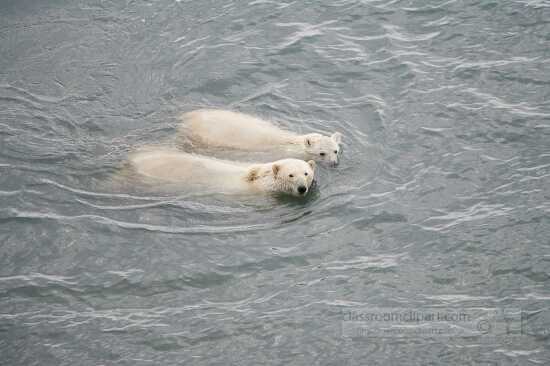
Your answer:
1,0 -> 550,365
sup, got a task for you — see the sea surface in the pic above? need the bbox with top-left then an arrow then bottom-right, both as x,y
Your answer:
1,0 -> 549,365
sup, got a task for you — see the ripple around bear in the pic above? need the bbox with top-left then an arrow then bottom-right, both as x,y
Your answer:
178,109 -> 342,166
127,148 -> 316,197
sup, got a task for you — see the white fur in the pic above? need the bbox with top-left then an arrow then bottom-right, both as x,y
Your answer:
128,148 -> 316,196
178,109 -> 343,165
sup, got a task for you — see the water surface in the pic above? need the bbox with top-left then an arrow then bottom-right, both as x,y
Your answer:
1,0 -> 549,365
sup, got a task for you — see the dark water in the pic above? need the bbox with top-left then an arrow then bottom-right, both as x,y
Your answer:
1,0 -> 550,364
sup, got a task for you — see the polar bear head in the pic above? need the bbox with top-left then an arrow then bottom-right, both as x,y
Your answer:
247,159 -> 316,196
303,132 -> 342,166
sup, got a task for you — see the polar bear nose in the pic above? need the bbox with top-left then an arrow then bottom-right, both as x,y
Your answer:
297,185 -> 307,195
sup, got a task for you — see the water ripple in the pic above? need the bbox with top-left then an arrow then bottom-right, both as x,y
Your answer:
2,0 -> 550,364
3,209 -> 277,235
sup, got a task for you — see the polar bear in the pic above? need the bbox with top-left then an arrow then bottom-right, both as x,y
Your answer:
127,148 -> 316,196
178,109 -> 343,166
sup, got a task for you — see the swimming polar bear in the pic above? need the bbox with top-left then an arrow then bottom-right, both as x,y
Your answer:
178,109 -> 343,166
127,148 -> 316,196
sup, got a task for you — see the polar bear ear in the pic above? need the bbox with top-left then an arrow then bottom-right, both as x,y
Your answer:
307,160 -> 316,170
331,132 -> 342,145
304,133 -> 320,147
246,167 -> 260,182
272,164 -> 280,176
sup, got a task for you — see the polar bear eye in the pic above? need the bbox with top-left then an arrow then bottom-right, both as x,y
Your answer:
289,174 -> 294,178
334,150 -> 338,154
304,172 -> 308,176
320,152 -> 326,157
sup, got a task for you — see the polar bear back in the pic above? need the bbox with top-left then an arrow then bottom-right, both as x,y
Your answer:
180,109 -> 297,150
128,148 -> 248,188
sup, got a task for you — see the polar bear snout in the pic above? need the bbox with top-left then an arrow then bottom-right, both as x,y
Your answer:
297,185 -> 307,195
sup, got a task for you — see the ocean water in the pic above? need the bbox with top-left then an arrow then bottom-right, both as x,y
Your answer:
1,0 -> 549,365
